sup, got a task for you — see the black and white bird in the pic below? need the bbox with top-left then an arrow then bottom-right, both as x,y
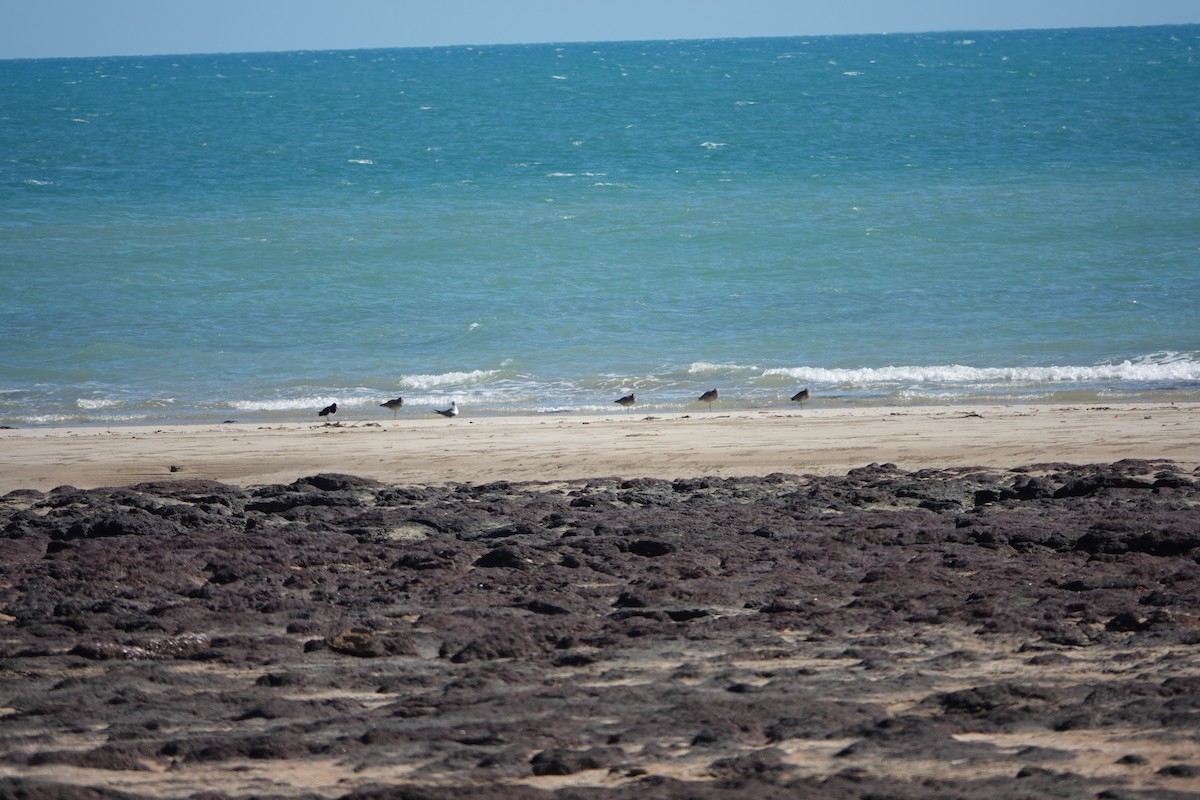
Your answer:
380,396 -> 404,418
614,393 -> 636,411
318,402 -> 338,419
433,401 -> 459,418
791,388 -> 810,408
698,389 -> 718,409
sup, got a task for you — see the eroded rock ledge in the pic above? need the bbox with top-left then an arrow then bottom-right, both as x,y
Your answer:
2,460 -> 1199,799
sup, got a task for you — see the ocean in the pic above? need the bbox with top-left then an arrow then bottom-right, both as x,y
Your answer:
2,26 -> 1198,426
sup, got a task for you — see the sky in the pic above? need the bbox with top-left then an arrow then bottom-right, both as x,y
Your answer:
2,0 -> 1198,60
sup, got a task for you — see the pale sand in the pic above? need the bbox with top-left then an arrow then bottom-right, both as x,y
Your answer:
1,403 -> 1196,493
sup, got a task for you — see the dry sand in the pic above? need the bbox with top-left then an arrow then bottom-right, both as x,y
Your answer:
1,402 -> 1197,493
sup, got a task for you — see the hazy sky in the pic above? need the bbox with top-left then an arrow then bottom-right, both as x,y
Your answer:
3,0 -> 1198,59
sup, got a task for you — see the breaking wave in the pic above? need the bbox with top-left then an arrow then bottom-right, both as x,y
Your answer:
761,354 -> 1200,388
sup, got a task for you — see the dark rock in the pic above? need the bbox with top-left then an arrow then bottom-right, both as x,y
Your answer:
708,747 -> 788,779
328,628 -> 419,658
293,473 -> 383,491
1157,764 -> 1200,778
449,628 -> 540,663
529,746 -> 622,775
1106,611 -> 1149,632
0,461 -> 1197,799
63,510 -> 183,540
474,546 -> 531,569
1116,754 -> 1150,765
628,539 -> 675,557
522,599 -> 570,615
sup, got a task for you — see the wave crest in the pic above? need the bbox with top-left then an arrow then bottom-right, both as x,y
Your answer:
399,370 -> 504,390
76,398 -> 124,409
688,361 -> 758,374
761,354 -> 1200,386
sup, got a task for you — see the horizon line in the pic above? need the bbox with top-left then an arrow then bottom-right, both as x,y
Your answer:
3,21 -> 1197,63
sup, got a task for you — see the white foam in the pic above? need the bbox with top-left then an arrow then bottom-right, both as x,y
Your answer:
76,397 -> 123,409
760,354 -> 1200,387
688,361 -> 759,374
230,396 -> 336,412
399,369 -> 502,390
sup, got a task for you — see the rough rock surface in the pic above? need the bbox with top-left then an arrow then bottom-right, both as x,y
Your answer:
2,459 -> 1199,798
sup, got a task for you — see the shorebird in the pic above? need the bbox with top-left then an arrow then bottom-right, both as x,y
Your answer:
614,393 -> 635,411
434,401 -> 459,418
699,389 -> 718,409
318,402 -> 338,419
380,396 -> 403,418
791,388 -> 810,408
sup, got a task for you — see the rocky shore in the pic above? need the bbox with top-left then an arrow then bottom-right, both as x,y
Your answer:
2,459 -> 1199,799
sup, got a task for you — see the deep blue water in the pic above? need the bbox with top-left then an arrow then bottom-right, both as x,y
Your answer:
2,26 -> 1199,424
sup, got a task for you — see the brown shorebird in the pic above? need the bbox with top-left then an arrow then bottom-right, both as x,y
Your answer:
791,388 -> 810,408
318,402 -> 338,419
699,389 -> 718,409
380,396 -> 403,418
433,401 -> 459,418
614,393 -> 636,411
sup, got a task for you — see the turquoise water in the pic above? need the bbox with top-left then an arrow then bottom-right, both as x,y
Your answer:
2,27 -> 1199,425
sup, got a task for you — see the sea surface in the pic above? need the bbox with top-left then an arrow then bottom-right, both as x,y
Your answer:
2,26 -> 1199,425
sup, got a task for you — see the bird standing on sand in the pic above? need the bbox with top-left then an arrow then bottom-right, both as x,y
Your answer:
699,389 -> 718,409
614,393 -> 636,411
319,402 -> 338,419
380,396 -> 404,418
434,401 -> 459,418
791,388 -> 810,408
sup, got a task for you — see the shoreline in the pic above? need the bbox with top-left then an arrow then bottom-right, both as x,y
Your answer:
9,386 -> 1200,430
1,402 -> 1197,493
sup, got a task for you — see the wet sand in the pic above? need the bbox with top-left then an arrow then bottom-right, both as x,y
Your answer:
1,403 -> 1196,492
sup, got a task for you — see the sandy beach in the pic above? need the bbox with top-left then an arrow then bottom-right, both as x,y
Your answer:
4,402 -> 1200,799
2,402 -> 1197,493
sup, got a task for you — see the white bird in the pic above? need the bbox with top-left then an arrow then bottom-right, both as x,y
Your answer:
434,401 -> 459,418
